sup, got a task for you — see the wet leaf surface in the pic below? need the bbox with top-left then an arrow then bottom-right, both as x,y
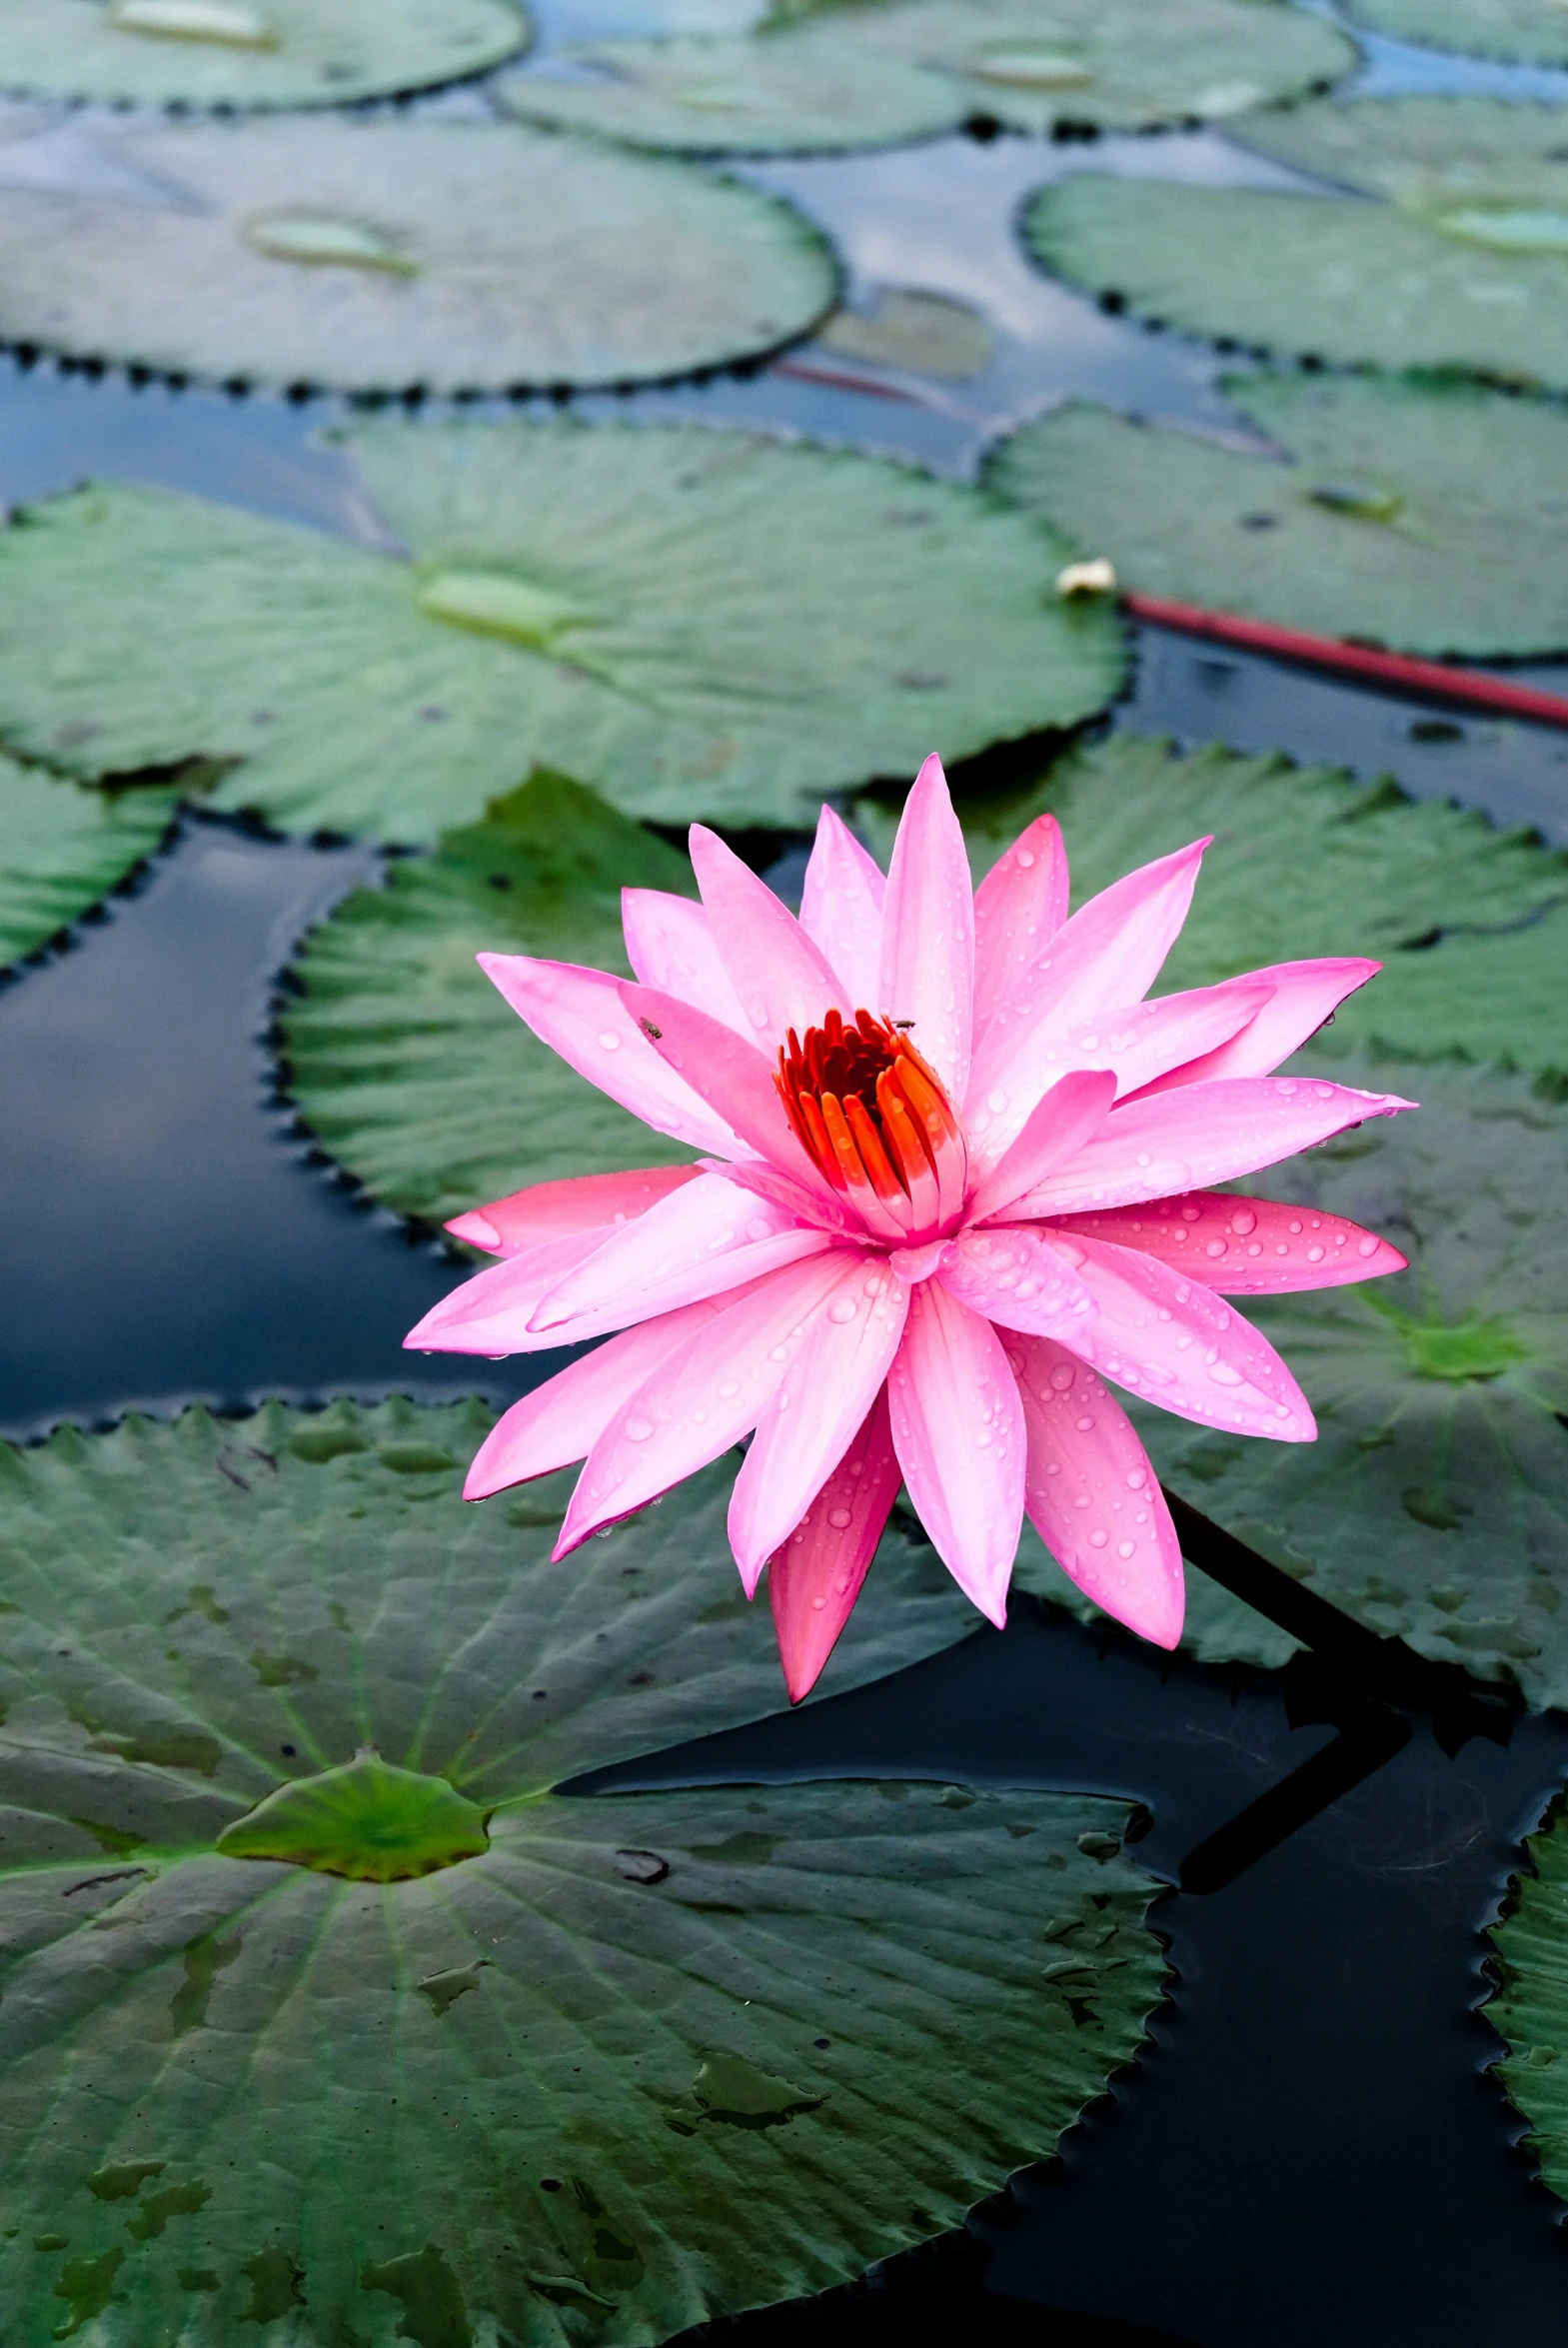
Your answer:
0,761 -> 174,971
764,0 -> 1354,132
1230,91 -> 1568,206
988,373 -> 1568,657
1341,0 -> 1568,65
0,1397 -> 1164,2344
0,115 -> 834,395
0,0 -> 528,108
1487,1794 -> 1568,2212
1022,167 -> 1568,390
0,422 -> 1120,839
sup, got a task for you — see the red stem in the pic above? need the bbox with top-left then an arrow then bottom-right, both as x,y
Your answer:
1123,591 -> 1568,734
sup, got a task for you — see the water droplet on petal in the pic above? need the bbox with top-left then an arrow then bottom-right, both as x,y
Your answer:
1124,1468 -> 1146,1489
1356,1234 -> 1379,1257
1306,1243 -> 1326,1262
598,1030 -> 621,1052
1049,1362 -> 1075,1390
1088,1527 -> 1109,1548
1208,1362 -> 1243,1388
828,1297 -> 858,1323
827,1506 -> 853,1529
1074,1413 -> 1094,1431
1229,1206 -> 1257,1234
625,1416 -> 656,1441
1016,849 -> 1035,869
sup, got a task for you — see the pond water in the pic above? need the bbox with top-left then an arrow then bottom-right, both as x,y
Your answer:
0,4 -> 1565,2340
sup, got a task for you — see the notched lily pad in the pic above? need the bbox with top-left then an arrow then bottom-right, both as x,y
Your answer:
0,0 -> 528,108
1022,165 -> 1568,389
1487,1795 -> 1568,2216
281,772 -> 701,1227
0,115 -> 834,395
0,1396 -> 1165,2344
987,373 -> 1568,657
0,421 -> 1121,840
0,758 -> 175,971
1340,0 -> 1568,66
1230,94 -> 1568,211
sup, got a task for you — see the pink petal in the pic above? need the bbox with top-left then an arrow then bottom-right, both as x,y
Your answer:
463,1296 -> 729,1498
972,812 -> 1068,1036
622,889 -> 751,1035
405,1227 -> 613,1356
1007,1334 -> 1184,1648
1008,1076 -> 1415,1217
878,754 -> 976,1101
967,1068 -> 1117,1224
478,954 -> 748,1159
446,1166 -> 701,1257
939,1223 -> 1098,1341
555,1251 -> 856,1556
798,805 -> 885,1010
729,1254 -> 909,1589
689,825 -> 844,1046
529,1170 -> 833,1337
701,1153 -> 864,1239
1130,958 -> 1381,1096
1053,1190 -> 1408,1293
963,838 -> 1210,1170
885,1280 -> 1025,1626
768,1389 -> 901,1704
617,981 -> 838,1206
1044,1231 -> 1315,1440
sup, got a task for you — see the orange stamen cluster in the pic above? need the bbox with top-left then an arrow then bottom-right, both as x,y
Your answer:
775,1009 -> 961,1216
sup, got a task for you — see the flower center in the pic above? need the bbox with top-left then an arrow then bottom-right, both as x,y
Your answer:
775,1010 -> 964,1234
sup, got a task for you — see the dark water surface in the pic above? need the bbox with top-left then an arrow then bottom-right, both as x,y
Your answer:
3,31 -> 1568,2343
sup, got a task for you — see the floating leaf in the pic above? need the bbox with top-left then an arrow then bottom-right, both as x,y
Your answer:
986,374 -> 1568,657
0,116 -> 834,395
818,285 -> 996,378
1230,93 -> 1568,210
759,0 -> 1353,132
499,23 -> 962,153
281,773 -> 703,1227
0,0 -> 528,108
0,1397 -> 1165,2343
0,760 -> 174,971
1022,167 -> 1568,388
1487,1797 -> 1568,2215
0,423 -> 1120,841
861,733 -> 1568,1083
1340,0 -> 1568,66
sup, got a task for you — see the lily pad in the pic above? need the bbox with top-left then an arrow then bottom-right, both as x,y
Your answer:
499,23 -> 962,153
0,1396 -> 1165,2344
0,760 -> 174,970
0,423 -> 1121,841
1022,168 -> 1568,389
861,733 -> 1568,1085
0,116 -> 834,395
0,0 -> 528,109
986,373 -> 1568,657
1341,0 -> 1568,66
1486,1798 -> 1568,2214
760,0 -> 1354,132
817,285 -> 997,377
281,773 -> 704,1227
1230,94 -> 1568,210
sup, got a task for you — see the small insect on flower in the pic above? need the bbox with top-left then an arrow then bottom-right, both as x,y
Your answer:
408,756 -> 1412,1701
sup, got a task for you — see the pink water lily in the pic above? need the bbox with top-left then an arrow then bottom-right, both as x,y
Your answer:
407,756 -> 1412,1700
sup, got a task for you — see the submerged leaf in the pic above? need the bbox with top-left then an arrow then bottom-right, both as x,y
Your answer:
0,115 -> 834,394
0,1397 -> 1165,2343
0,423 -> 1120,839
987,374 -> 1568,657
1022,168 -> 1568,389
0,761 -> 174,970
0,0 -> 528,108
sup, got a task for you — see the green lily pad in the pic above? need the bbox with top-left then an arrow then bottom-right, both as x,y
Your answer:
861,733 -> 1568,1085
499,23 -> 962,154
0,116 -> 834,395
0,1396 -> 1165,2344
759,0 -> 1354,132
0,422 -> 1121,841
1340,0 -> 1568,66
281,772 -> 703,1227
1022,167 -> 1568,389
1230,94 -> 1568,211
1486,1797 -> 1568,2215
986,373 -> 1568,657
0,0 -> 528,109
0,760 -> 174,970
